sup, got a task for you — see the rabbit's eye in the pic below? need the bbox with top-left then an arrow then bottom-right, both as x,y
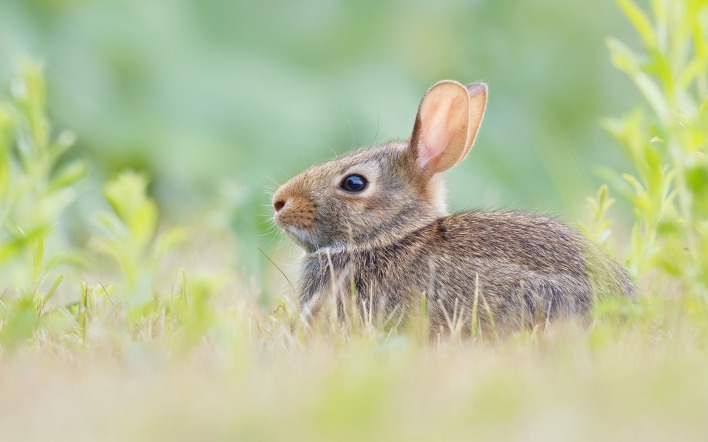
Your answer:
340,174 -> 368,192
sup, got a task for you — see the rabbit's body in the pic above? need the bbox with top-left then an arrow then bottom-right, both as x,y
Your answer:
273,81 -> 633,334
299,209 -> 629,333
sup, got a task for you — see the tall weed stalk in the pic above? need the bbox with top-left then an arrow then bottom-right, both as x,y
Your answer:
590,0 -> 708,301
0,60 -> 86,349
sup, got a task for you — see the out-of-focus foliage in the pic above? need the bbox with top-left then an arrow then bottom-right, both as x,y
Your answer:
0,64 -> 225,350
92,171 -> 188,311
581,184 -> 616,250
0,60 -> 86,349
0,0 -> 636,224
591,0 -> 708,299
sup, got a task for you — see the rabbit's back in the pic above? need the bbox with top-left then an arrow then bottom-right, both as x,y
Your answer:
299,211 -> 631,333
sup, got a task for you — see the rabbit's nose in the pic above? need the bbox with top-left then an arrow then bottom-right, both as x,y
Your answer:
274,199 -> 286,212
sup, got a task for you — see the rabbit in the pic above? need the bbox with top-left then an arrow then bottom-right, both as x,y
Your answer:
272,80 -> 633,335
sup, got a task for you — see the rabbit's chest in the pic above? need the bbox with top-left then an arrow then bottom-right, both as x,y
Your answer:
302,248 -> 427,301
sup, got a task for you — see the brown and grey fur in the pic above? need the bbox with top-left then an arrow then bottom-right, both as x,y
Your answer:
272,80 -> 633,335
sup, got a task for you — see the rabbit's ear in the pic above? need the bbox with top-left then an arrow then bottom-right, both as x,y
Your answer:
410,80 -> 487,175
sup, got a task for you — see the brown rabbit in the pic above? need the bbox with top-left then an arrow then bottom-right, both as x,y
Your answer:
272,80 -> 633,335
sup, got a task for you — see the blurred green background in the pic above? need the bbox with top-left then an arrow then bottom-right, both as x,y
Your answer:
0,0 -> 637,248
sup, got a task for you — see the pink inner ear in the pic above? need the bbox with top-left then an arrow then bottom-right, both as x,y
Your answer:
418,96 -> 454,168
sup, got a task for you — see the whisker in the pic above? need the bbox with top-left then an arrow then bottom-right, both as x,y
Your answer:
339,106 -> 359,150
258,247 -> 296,293
368,111 -> 381,148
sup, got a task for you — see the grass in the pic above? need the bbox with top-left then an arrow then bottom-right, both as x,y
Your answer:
2,315 -> 708,441
1,0 -> 708,440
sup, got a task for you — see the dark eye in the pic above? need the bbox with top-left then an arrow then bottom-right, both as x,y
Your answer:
340,174 -> 368,192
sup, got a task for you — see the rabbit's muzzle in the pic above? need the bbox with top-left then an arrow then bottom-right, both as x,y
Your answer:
273,195 -> 317,230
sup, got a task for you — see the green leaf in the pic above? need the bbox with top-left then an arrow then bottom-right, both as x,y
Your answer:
607,39 -> 669,122
152,226 -> 189,262
0,105 -> 13,197
617,0 -> 658,49
38,275 -> 63,316
0,296 -> 38,351
103,171 -> 158,249
12,58 -> 48,153
48,161 -> 87,193
33,234 -> 45,282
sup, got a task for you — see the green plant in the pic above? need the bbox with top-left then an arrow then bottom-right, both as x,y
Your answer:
591,0 -> 708,299
0,61 -> 211,349
0,60 -> 87,349
91,171 -> 188,311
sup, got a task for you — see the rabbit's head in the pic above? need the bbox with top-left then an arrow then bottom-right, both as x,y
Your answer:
273,81 -> 487,253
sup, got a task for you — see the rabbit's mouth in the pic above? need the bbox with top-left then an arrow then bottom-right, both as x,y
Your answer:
281,225 -> 319,253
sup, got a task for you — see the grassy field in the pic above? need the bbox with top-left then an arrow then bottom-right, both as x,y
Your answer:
2,318 -> 708,441
1,0 -> 708,440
